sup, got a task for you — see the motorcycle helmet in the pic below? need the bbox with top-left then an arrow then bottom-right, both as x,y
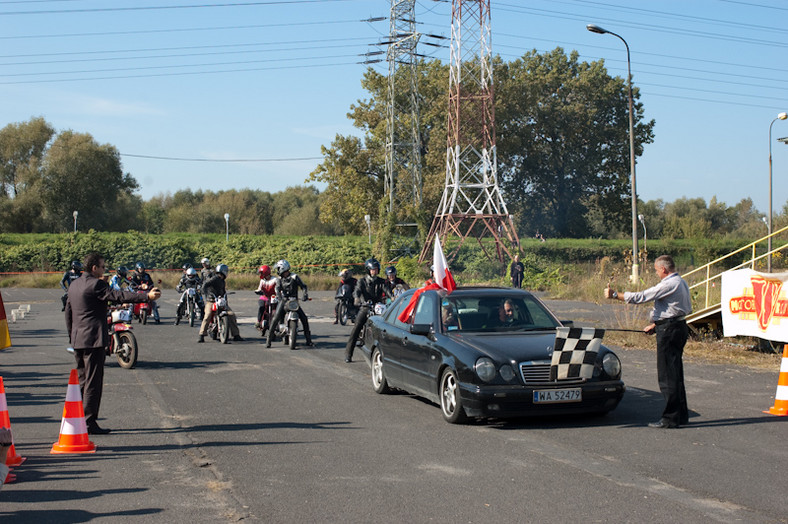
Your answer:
258,265 -> 271,279
340,269 -> 352,280
135,261 -> 146,272
71,260 -> 82,271
385,265 -> 397,277
182,263 -> 193,271
116,266 -> 128,278
186,267 -> 197,279
275,259 -> 291,275
216,264 -> 229,278
364,258 -> 380,275
201,257 -> 210,267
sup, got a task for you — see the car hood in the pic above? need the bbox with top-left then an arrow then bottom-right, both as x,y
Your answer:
449,331 -> 558,363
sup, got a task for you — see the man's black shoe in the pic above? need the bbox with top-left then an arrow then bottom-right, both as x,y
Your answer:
648,420 -> 678,429
87,424 -> 111,435
305,341 -> 315,347
345,357 -> 352,363
198,335 -> 205,343
233,335 -> 244,342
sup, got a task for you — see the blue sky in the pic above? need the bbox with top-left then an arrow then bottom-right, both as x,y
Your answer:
0,0 -> 786,219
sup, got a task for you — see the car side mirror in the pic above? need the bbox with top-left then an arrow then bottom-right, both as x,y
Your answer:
410,323 -> 432,336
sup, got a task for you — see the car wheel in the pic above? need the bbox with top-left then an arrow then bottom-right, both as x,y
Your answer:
371,348 -> 390,394
440,368 -> 467,424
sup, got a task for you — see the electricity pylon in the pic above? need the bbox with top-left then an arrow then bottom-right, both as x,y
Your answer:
420,0 -> 519,263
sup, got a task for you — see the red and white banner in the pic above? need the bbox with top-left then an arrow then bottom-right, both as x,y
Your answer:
721,269 -> 788,341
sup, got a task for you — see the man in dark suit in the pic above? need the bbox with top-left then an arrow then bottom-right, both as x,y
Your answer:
65,252 -> 161,435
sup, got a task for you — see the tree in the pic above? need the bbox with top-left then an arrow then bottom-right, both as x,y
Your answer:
496,48 -> 655,237
0,117 -> 54,198
40,130 -> 139,232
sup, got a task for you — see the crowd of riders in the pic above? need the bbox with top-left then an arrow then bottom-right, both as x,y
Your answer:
60,255 -> 410,352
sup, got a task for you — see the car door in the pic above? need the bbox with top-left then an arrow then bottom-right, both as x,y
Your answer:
399,292 -> 442,398
375,295 -> 410,385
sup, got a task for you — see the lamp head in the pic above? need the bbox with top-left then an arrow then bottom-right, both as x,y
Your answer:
778,112 -> 788,121
586,24 -> 608,34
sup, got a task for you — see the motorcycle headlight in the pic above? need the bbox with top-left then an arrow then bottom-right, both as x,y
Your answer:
602,353 -> 622,379
475,357 -> 496,382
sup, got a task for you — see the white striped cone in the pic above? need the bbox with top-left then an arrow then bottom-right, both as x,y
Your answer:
764,345 -> 788,416
51,369 -> 95,454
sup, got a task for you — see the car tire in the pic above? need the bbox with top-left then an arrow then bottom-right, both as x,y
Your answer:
440,368 -> 467,424
371,348 -> 390,394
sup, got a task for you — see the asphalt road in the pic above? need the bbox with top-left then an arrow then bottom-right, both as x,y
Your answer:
0,288 -> 785,523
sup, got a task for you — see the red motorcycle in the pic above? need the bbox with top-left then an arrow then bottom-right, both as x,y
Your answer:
256,293 -> 276,338
107,307 -> 138,369
130,283 -> 154,324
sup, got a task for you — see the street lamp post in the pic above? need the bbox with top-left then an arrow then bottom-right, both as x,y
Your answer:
768,112 -> 787,273
73,210 -> 78,233
587,23 -> 639,284
364,214 -> 371,244
224,213 -> 230,242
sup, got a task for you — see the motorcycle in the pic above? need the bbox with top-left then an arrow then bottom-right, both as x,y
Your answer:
255,293 -> 275,338
206,294 -> 231,344
176,287 -> 203,327
271,295 -> 309,350
107,306 -> 138,369
130,283 -> 154,324
357,301 -> 387,347
335,283 -> 358,326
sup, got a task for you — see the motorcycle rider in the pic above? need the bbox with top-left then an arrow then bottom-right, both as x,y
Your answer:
60,260 -> 83,311
334,269 -> 357,324
175,267 -> 204,325
344,258 -> 393,363
198,264 -> 243,343
383,265 -> 408,297
265,259 -> 314,348
200,257 -> 214,283
130,262 -> 161,324
254,265 -> 277,331
109,266 -> 132,291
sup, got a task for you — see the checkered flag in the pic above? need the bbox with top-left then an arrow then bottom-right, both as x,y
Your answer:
550,327 -> 605,381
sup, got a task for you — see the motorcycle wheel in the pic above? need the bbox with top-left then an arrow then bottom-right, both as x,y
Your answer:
288,319 -> 298,349
140,309 -> 148,325
115,332 -> 138,369
338,303 -> 348,326
219,315 -> 229,344
188,300 -> 195,327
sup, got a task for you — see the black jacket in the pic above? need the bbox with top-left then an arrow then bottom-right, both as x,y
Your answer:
202,274 -> 226,301
354,275 -> 392,305
65,273 -> 150,349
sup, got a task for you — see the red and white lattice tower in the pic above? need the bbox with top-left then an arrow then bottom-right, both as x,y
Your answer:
420,0 -> 519,263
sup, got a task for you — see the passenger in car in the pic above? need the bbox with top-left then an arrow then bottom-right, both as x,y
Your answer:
441,301 -> 459,331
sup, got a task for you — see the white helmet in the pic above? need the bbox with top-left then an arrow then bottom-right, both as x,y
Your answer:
201,257 -> 210,266
275,259 -> 291,275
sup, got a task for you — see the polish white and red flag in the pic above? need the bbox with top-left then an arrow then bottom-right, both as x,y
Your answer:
397,237 -> 456,323
432,236 -> 456,293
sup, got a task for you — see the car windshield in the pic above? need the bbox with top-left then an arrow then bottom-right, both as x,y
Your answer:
440,294 -> 560,333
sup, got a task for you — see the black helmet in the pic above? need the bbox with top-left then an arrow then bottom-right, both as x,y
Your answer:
385,265 -> 397,276
216,264 -> 229,278
135,262 -> 146,272
116,266 -> 128,278
182,263 -> 192,271
364,258 -> 380,275
71,260 -> 82,271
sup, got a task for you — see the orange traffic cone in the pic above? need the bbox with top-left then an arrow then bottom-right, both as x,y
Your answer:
51,369 -> 95,454
764,344 -> 788,416
0,376 -> 25,467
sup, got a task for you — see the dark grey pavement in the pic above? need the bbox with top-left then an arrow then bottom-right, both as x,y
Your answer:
0,288 -> 785,523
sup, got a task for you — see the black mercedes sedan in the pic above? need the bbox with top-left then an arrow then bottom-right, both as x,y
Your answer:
359,287 -> 625,424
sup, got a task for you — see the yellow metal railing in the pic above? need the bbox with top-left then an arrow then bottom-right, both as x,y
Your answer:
682,224 -> 788,312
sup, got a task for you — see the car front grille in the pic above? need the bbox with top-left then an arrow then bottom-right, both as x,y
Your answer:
519,362 -> 585,385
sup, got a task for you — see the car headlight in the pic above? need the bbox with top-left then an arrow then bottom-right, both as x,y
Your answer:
499,364 -> 516,382
475,357 -> 497,382
602,353 -> 621,379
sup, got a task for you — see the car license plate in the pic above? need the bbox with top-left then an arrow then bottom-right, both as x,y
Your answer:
533,388 -> 582,404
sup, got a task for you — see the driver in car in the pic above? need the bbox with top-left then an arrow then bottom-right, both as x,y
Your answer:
486,299 -> 517,329
441,301 -> 459,331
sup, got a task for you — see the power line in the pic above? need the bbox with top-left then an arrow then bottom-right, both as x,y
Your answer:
0,0 -> 355,16
121,153 -> 323,162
